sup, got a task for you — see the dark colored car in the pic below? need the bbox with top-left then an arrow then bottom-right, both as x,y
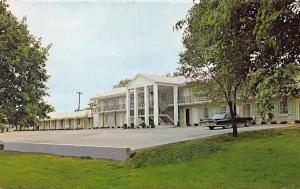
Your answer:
201,113 -> 253,130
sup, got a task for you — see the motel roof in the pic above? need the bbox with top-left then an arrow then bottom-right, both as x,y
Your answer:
91,74 -> 189,99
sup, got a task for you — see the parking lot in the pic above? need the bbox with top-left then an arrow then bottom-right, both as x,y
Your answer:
0,125 -> 287,150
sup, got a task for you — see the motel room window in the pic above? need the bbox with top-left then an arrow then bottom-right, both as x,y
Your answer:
161,92 -> 167,102
279,100 -> 288,114
219,105 -> 227,114
203,106 -> 209,118
105,115 -> 109,123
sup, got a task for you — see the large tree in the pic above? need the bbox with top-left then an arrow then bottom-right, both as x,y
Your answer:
0,1 -> 53,129
176,0 -> 300,136
113,78 -> 131,88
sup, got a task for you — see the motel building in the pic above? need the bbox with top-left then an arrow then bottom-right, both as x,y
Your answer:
38,74 -> 300,130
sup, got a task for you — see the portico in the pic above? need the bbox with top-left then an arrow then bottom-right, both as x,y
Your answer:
125,74 -> 179,127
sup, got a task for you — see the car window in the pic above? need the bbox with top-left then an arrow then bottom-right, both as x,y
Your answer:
212,114 -> 225,119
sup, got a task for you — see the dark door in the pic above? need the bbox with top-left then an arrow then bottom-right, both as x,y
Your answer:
186,109 -> 190,125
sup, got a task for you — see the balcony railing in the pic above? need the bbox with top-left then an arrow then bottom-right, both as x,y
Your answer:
99,104 -> 126,112
178,96 -> 209,104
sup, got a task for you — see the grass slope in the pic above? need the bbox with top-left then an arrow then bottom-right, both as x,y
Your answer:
1,126 -> 300,189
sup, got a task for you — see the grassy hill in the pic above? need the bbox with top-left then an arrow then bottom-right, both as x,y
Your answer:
0,126 -> 300,189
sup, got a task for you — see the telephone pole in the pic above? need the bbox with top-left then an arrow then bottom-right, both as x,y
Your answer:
76,91 -> 83,111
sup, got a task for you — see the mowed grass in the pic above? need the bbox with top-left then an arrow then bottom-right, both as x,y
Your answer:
1,126 -> 300,189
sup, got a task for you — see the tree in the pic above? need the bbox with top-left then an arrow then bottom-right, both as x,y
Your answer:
176,0 -> 300,137
0,1 -> 53,129
113,79 -> 131,88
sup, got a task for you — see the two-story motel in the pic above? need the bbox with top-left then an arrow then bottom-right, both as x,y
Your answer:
38,73 -> 300,130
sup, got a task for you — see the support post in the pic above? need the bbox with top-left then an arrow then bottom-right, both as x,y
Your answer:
144,86 -> 149,126
126,89 -> 131,126
174,86 -> 178,126
134,88 -> 138,127
153,84 -> 159,126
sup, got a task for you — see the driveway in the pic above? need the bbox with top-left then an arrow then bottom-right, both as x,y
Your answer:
0,125 -> 288,150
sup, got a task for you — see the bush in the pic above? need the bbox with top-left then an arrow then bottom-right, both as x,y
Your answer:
261,121 -> 267,125
123,124 -> 127,129
295,120 -> 300,124
187,123 -> 191,127
251,121 -> 256,125
177,122 -> 180,127
280,121 -> 287,124
151,125 -> 155,128
194,123 -> 199,126
271,121 -> 277,124
131,123 -> 134,129
136,126 -> 140,129
141,122 -> 146,128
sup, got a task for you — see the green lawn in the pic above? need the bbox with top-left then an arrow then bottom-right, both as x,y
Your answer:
1,126 -> 300,189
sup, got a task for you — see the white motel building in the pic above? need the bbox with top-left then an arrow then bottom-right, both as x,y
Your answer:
38,74 -> 300,130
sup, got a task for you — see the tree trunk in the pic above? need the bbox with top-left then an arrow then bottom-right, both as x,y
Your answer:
228,101 -> 238,137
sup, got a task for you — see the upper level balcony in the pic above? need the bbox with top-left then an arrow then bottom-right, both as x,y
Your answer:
99,104 -> 126,112
177,95 -> 210,105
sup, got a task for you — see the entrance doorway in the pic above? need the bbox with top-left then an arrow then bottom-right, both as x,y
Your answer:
185,109 -> 190,125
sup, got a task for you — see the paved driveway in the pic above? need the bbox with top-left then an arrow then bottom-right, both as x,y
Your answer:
0,125 -> 287,150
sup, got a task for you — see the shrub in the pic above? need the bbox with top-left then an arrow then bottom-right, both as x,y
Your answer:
295,120 -> 300,124
194,123 -> 199,126
251,121 -> 256,125
280,121 -> 287,124
177,122 -> 180,127
261,121 -> 267,125
131,123 -> 134,129
271,121 -> 277,124
151,125 -> 155,128
187,123 -> 191,127
141,122 -> 146,128
136,126 -> 140,129
123,124 -> 127,129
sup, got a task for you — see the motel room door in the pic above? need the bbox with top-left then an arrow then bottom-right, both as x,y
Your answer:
185,109 -> 190,125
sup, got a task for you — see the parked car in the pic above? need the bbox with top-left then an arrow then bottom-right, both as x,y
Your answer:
201,113 -> 253,130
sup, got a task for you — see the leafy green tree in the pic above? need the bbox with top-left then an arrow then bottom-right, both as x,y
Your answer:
176,0 -> 300,137
0,1 -> 53,129
113,79 -> 131,88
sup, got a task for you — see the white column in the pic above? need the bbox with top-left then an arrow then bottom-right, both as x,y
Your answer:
144,86 -> 149,126
174,86 -> 178,126
153,84 -> 159,126
93,110 -> 99,128
126,89 -> 131,126
134,88 -> 138,127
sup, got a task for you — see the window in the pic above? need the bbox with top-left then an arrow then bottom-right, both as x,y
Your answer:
161,92 -> 167,101
203,106 -> 209,118
104,100 -> 109,107
105,115 -> 109,123
219,105 -> 227,114
279,100 -> 288,114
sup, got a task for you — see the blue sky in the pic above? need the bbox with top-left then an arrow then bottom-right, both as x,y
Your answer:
9,1 -> 192,112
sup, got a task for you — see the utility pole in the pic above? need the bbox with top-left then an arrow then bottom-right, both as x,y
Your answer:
76,91 -> 83,111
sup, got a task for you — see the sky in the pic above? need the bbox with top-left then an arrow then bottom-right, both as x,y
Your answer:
9,1 -> 192,112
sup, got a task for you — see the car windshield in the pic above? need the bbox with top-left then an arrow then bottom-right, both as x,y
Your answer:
212,114 -> 226,119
